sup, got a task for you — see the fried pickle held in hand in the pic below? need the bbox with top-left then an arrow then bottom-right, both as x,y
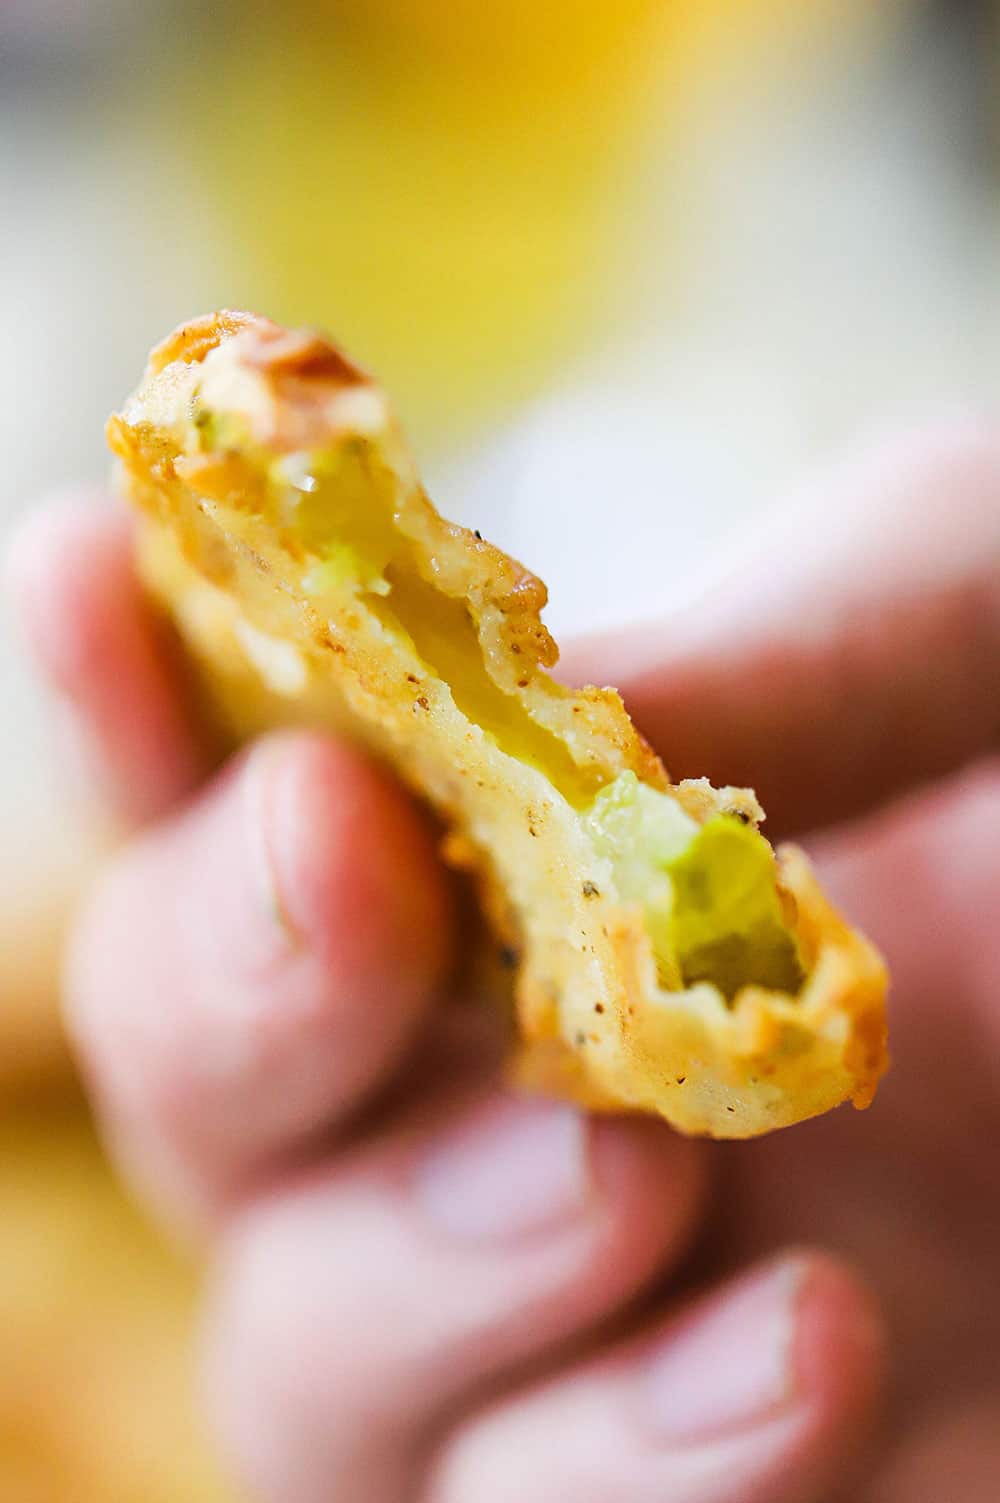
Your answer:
107,312 -> 887,1137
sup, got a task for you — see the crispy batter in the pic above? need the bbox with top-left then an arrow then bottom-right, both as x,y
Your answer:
108,312 -> 888,1137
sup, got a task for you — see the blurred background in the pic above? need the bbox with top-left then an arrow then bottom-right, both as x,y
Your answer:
1,0 -> 998,1495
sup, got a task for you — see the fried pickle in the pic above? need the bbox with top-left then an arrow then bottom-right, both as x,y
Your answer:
107,312 -> 887,1138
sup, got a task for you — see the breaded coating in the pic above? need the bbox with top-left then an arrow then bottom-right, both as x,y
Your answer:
107,312 -> 887,1137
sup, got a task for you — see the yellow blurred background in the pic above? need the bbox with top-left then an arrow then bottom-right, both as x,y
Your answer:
1,0 -> 998,1494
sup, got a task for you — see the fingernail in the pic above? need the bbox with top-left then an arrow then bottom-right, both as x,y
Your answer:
637,1257 -> 805,1444
180,744 -> 303,995
413,1096 -> 592,1243
242,741 -> 305,946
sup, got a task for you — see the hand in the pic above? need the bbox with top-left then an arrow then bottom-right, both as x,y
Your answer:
562,417 -> 1000,1502
8,416 -> 997,1502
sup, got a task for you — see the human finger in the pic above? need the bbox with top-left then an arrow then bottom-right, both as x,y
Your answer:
202,1088 -> 706,1503
563,420 -> 1000,838
66,729 -> 454,1223
5,492 -> 210,822
429,1251 -> 884,1503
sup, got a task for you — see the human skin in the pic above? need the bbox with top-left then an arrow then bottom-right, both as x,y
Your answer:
7,418 -> 1000,1502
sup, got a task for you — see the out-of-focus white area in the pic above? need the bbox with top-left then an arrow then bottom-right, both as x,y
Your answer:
441,24 -> 1000,635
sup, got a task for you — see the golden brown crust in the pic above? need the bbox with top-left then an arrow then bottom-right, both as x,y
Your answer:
146,309 -> 265,375
108,311 -> 888,1137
